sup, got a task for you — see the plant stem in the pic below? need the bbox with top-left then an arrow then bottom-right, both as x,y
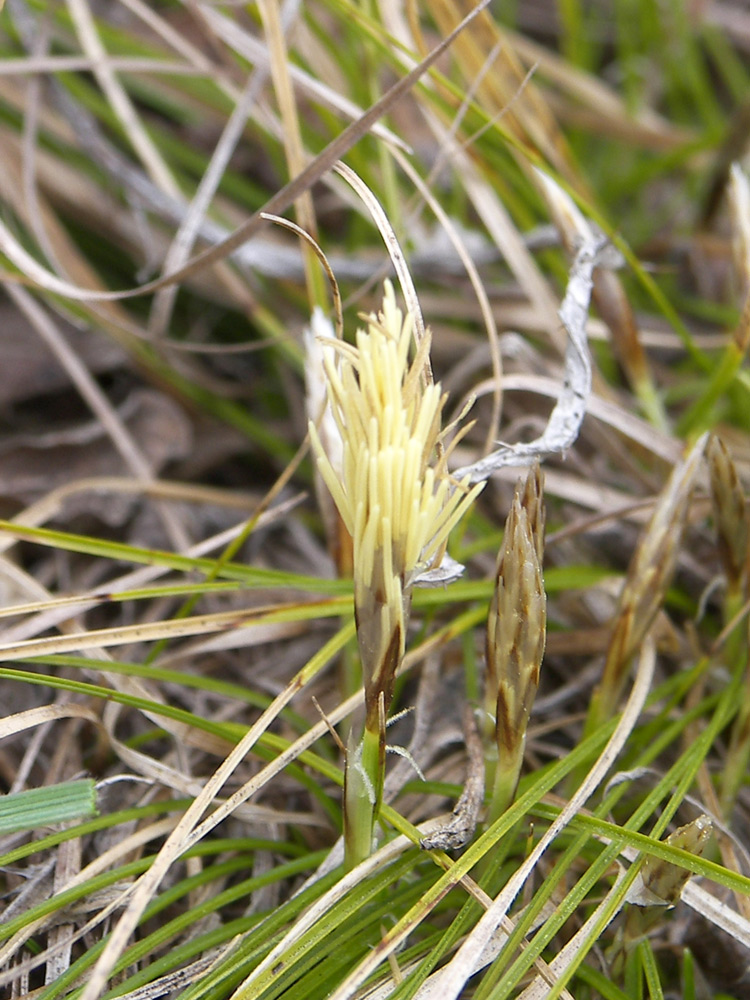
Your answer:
343,719 -> 384,870
486,743 -> 524,829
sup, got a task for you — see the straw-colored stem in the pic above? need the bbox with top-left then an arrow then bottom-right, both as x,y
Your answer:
585,614 -> 634,739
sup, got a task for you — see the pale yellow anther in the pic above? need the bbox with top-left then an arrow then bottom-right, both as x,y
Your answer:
309,281 -> 484,691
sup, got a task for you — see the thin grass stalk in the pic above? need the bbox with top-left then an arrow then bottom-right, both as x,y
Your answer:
309,282 -> 483,868
485,465 -> 546,826
708,436 -> 750,814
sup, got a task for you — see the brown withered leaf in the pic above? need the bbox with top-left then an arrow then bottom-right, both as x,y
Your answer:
0,388 -> 192,524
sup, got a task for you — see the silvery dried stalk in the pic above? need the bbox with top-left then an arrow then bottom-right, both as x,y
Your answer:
586,435 -> 707,736
309,281 -> 484,868
708,436 -> 750,814
485,466 -> 546,825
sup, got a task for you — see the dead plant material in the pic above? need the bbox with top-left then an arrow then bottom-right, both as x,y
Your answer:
456,178 -> 599,483
419,706 -> 484,851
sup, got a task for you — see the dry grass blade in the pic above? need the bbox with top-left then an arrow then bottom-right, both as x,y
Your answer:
0,703 -> 102,741
257,0 -> 320,303
0,0 -> 493,303
72,626 -> 353,1000
333,163 -> 427,349
0,603 -> 314,661
67,0 -> 179,197
708,437 -> 750,815
731,162 -> 750,291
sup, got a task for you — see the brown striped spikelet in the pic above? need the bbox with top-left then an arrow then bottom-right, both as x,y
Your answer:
485,464 -> 546,823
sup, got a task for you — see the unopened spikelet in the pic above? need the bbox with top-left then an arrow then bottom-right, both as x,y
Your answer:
485,464 -> 546,824
589,435 -> 707,731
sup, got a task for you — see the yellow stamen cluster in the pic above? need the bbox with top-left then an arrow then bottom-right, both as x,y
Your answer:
309,282 -> 483,717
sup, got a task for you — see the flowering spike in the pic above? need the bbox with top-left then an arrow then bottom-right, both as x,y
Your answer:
308,281 -> 484,867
